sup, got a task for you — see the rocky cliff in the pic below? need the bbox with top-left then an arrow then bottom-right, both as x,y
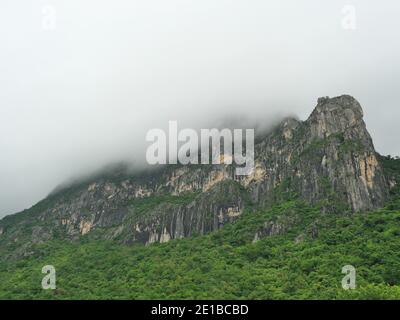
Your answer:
250,95 -> 387,212
0,95 -> 390,252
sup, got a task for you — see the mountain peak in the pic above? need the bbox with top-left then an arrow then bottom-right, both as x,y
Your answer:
307,95 -> 365,139
316,94 -> 363,115
0,95 -> 390,250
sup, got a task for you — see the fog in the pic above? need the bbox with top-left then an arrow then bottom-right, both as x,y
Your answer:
1,0 -> 399,217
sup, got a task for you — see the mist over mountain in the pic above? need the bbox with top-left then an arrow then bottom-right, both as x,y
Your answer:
1,0 -> 400,218
2,0 -> 400,304
0,94 -> 392,247
1,94 -> 400,301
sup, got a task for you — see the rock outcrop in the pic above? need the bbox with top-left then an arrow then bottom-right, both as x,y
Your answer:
248,95 -> 387,212
0,95 -> 390,251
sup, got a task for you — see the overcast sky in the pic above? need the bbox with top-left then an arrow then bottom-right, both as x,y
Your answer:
0,0 -> 399,217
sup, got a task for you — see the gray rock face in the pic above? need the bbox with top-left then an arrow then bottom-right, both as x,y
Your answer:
0,95 -> 390,251
250,95 -> 388,212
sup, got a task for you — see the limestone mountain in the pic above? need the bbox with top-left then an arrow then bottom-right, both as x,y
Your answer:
0,95 -> 393,257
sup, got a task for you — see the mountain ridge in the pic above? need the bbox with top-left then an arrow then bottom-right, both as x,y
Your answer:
1,95 -> 400,300
0,95 -> 394,255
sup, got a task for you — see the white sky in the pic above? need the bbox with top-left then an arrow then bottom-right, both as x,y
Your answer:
1,0 -> 399,217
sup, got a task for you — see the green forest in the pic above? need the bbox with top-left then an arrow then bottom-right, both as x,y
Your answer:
0,156 -> 399,300
1,198 -> 399,299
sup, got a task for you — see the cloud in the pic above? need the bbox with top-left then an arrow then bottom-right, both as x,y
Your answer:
0,0 -> 399,216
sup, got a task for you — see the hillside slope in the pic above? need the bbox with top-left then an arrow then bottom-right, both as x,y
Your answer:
0,95 -> 399,300
0,95 -> 390,255
1,195 -> 400,299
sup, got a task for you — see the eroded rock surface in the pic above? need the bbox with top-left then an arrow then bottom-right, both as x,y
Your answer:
0,95 -> 390,252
